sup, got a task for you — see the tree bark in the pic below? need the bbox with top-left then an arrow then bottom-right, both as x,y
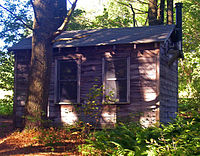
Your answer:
148,0 -> 158,25
158,0 -> 165,24
167,0 -> 173,24
25,0 -> 68,129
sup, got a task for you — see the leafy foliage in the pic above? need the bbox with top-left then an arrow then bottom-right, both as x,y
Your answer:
73,83 -> 115,131
0,51 -> 14,90
0,95 -> 13,115
67,9 -> 91,31
0,0 -> 32,116
179,98 -> 200,114
0,50 -> 14,115
179,0 -> 200,98
80,99 -> 200,155
89,0 -> 133,29
0,0 -> 32,47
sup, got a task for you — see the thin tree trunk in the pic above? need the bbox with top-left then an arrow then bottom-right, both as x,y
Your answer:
167,0 -> 173,24
148,0 -> 158,25
158,0 -> 165,24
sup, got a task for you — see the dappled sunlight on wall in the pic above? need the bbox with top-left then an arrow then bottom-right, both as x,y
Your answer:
100,105 -> 116,128
136,48 -> 160,127
143,89 -> 157,102
60,105 -> 78,125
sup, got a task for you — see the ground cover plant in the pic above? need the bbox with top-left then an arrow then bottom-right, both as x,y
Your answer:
79,98 -> 200,155
0,97 -> 199,155
1,107 -> 199,156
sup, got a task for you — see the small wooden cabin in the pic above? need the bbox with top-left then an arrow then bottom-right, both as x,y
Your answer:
10,24 -> 182,128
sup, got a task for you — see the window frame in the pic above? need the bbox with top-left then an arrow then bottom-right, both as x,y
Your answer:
54,59 -> 81,104
102,57 -> 130,104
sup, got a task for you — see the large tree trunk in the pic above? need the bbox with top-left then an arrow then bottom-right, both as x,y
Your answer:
25,28 -> 53,128
167,0 -> 173,24
25,0 -> 67,129
148,0 -> 158,25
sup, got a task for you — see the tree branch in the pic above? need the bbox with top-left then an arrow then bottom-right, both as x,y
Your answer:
0,4 -> 33,31
30,0 -> 39,24
117,1 -> 148,13
67,0 -> 73,5
129,3 -> 137,27
53,0 -> 78,37
129,0 -> 149,5
144,15 -> 148,26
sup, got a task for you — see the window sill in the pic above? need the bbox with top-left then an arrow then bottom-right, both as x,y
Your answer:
103,102 -> 130,105
55,102 -> 130,105
55,102 -> 80,105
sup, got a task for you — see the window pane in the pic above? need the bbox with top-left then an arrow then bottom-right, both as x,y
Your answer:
105,80 -> 117,100
59,61 -> 77,80
105,80 -> 127,102
59,81 -> 77,102
105,59 -> 127,79
117,80 -> 127,102
105,60 -> 115,79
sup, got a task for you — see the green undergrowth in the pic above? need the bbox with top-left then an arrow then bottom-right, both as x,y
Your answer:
33,98 -> 200,155
0,95 -> 13,116
80,116 -> 200,156
79,98 -> 200,155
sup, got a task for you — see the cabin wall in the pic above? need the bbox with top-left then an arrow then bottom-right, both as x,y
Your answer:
14,43 -> 160,128
49,43 -> 160,127
129,43 -> 160,127
49,46 -> 126,127
48,47 -> 105,126
13,50 -> 31,127
159,41 -> 178,123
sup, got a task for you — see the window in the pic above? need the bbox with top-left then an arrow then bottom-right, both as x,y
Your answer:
55,59 -> 80,104
103,57 -> 130,103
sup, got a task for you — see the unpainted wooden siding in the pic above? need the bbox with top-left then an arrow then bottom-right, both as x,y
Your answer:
13,50 -> 31,127
14,43 -> 161,128
129,43 -> 160,127
159,40 -> 178,123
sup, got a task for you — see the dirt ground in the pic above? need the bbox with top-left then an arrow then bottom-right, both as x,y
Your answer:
0,116 -> 81,156
0,116 -> 14,139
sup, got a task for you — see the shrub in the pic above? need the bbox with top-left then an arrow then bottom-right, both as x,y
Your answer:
0,94 -> 13,115
146,114 -> 200,155
80,99 -> 200,156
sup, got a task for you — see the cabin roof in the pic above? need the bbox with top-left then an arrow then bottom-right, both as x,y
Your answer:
9,25 -> 175,51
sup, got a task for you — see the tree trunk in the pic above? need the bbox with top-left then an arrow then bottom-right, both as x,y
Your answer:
148,0 -> 158,25
158,0 -> 165,24
167,0 -> 173,24
25,0 -> 67,129
25,29 -> 53,128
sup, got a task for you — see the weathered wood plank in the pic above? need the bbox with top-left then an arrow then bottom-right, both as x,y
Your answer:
14,43 -> 164,127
